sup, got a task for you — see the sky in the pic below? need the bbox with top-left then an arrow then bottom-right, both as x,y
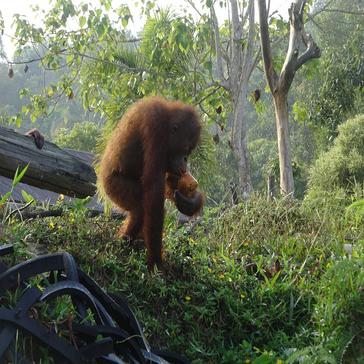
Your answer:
1,0 -> 292,59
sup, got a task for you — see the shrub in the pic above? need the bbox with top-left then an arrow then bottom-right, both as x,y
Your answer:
53,121 -> 102,153
305,115 -> 364,203
313,258 -> 364,359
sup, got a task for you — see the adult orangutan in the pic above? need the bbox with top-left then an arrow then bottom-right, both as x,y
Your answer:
99,96 -> 203,271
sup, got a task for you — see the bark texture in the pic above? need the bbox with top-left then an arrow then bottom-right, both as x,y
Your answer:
257,0 -> 320,196
0,126 -> 96,197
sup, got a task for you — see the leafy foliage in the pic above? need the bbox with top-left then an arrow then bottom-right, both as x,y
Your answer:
308,24 -> 364,135
53,121 -> 102,152
248,138 -> 277,191
306,114 -> 364,201
3,193 -> 363,363
314,259 -> 364,360
0,164 -> 29,209
11,0 -> 133,125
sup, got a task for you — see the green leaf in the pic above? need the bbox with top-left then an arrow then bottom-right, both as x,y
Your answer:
96,24 -> 105,37
21,190 -> 35,204
203,61 -> 212,73
292,101 -> 308,123
21,105 -> 29,114
15,115 -> 22,128
0,191 -> 12,207
13,164 -> 29,187
79,16 -> 86,28
346,199 -> 364,217
19,88 -> 30,99
121,16 -> 129,28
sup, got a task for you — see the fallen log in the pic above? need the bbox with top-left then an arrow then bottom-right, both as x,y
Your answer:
0,126 -> 96,198
7,207 -> 124,220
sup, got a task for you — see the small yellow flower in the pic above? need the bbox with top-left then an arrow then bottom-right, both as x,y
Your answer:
184,295 -> 191,302
276,360 -> 284,364
240,293 -> 246,299
49,222 -> 55,229
207,268 -> 212,273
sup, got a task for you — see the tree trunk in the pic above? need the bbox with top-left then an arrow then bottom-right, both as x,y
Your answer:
231,94 -> 253,199
210,0 -> 255,200
257,0 -> 320,198
267,174 -> 275,200
273,92 -> 294,196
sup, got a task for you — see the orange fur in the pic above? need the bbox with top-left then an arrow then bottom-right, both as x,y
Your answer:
99,96 -> 202,271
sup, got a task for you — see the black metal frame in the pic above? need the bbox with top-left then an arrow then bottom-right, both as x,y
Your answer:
0,244 -> 190,364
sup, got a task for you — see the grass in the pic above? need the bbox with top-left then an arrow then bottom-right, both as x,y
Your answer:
1,195 -> 363,363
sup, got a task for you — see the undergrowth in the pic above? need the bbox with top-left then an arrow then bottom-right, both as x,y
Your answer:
1,195 -> 363,363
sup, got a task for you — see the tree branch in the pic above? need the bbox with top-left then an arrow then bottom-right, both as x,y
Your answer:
247,49 -> 261,80
241,0 -> 250,27
280,0 -> 320,93
310,0 -> 335,19
241,0 -> 256,81
210,3 -> 226,84
9,47 -> 145,73
194,84 -> 222,105
323,8 -> 364,16
257,0 -> 278,92
230,0 -> 244,95
296,35 -> 321,69
185,0 -> 203,17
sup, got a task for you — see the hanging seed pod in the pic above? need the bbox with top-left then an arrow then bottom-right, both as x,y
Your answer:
253,89 -> 261,102
68,89 -> 74,100
24,64 -> 29,73
8,66 -> 14,78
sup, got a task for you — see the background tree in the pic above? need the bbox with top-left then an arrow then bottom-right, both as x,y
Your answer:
53,121 -> 102,153
257,0 -> 321,196
206,0 -> 258,199
305,114 -> 364,204
9,0 -> 362,203
306,0 -> 364,137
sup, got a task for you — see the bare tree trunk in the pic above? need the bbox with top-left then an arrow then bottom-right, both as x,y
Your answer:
232,94 -> 253,199
230,0 -> 255,199
257,0 -> 320,197
230,181 -> 239,205
273,92 -> 294,195
209,0 -> 258,200
267,174 -> 275,200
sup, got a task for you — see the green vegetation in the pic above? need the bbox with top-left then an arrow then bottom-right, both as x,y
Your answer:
2,193 -> 363,363
53,121 -> 102,153
1,0 -> 364,362
305,115 -> 364,206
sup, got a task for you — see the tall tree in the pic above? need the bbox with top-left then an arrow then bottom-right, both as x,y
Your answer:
208,0 -> 258,199
257,0 -> 321,196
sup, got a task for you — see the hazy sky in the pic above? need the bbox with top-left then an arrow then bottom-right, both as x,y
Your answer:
1,0 -> 292,58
